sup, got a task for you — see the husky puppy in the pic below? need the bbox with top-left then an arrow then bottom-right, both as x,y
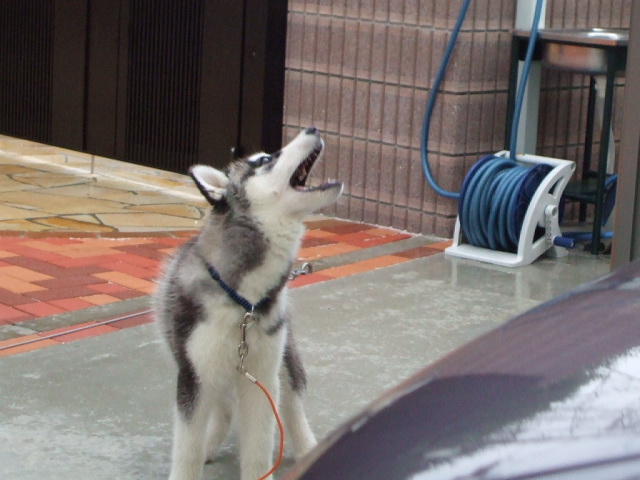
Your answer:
154,127 -> 343,480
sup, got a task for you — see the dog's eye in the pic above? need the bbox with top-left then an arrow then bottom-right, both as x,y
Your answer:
248,154 -> 272,168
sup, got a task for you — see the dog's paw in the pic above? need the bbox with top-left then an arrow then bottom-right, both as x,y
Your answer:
294,435 -> 317,460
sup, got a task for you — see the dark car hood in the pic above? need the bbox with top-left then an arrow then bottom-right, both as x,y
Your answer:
286,261 -> 640,480
414,349 -> 640,479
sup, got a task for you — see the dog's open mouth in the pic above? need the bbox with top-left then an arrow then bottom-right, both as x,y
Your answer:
290,142 -> 323,191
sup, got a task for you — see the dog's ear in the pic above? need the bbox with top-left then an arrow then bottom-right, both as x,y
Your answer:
189,165 -> 229,206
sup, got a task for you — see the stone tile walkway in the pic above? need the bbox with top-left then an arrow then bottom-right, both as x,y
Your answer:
0,134 -> 207,233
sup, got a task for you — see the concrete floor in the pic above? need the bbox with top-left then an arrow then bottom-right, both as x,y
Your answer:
0,254 -> 609,480
0,135 -> 611,479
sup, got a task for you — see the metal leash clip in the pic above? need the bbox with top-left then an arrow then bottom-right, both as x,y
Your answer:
237,310 -> 255,374
289,262 -> 313,280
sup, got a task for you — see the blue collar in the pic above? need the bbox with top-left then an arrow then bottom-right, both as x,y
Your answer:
205,263 -> 270,314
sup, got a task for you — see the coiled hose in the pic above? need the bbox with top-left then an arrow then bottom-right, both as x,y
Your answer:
420,0 -> 547,251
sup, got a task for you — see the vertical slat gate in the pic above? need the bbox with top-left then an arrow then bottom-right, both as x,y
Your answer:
125,0 -> 205,172
0,0 -> 54,144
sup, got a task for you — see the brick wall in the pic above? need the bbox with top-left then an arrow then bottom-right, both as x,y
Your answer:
283,0 -> 631,237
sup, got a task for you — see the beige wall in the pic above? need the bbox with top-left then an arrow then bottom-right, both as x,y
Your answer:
283,0 -> 631,237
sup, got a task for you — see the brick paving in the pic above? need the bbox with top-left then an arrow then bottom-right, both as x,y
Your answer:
0,235 -> 188,325
0,219 -> 448,356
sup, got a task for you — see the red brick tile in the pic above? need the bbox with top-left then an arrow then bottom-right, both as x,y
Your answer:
0,289 -> 33,306
35,275 -> 107,289
49,298 -> 96,311
3,256 -> 104,278
115,245 -> 168,260
110,289 -> 146,300
79,294 -> 121,306
2,256 -> 68,276
326,231 -> 376,243
87,283 -> 128,294
342,233 -> 412,248
15,301 -> 67,317
0,265 -> 53,282
297,243 -> 360,261
111,253 -> 161,269
305,231 -> 337,243
58,247 -> 123,259
5,244 -> 67,264
304,218 -> 349,230
301,236 -> 337,248
320,222 -> 373,235
50,254 -> 125,268
100,261 -> 158,279
92,271 -> 155,290
131,236 -> 187,247
64,265 -> 107,275
0,275 -> 46,294
0,236 -> 23,244
38,238 -> 85,246
367,227 -> 407,236
146,263 -> 162,277
137,284 -> 157,295
22,231 -> 98,239
0,304 -> 33,323
28,286 -> 99,302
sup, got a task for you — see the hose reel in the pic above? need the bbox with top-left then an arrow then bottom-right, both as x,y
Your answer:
446,151 -> 575,267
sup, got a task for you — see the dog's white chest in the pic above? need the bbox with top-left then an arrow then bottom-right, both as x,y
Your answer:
186,306 -> 240,379
186,303 -> 285,388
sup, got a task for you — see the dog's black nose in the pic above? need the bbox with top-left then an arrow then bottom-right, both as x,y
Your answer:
304,126 -> 318,135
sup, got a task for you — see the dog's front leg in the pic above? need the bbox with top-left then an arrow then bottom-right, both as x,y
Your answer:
280,326 -> 317,458
169,369 -> 210,480
236,367 -> 279,480
280,377 -> 317,459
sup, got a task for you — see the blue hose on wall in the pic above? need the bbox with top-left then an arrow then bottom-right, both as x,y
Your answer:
420,0 -> 547,252
419,0 -> 471,200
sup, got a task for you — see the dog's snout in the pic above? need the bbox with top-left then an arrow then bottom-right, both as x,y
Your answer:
304,126 -> 318,135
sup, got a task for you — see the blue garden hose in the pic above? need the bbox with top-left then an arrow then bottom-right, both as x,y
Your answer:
421,0 -> 548,251
419,0 -> 471,200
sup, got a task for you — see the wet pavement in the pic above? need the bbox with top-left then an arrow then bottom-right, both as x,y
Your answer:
0,134 -> 611,479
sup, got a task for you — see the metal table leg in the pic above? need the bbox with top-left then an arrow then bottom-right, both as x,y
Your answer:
590,58 -> 617,255
579,77 -> 597,223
